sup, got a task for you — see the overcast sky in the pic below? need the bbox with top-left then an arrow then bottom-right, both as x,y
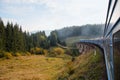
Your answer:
0,0 -> 108,32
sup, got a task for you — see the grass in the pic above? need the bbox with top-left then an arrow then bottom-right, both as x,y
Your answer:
0,55 -> 71,80
75,49 -> 105,80
0,48 -> 107,80
57,48 -> 107,80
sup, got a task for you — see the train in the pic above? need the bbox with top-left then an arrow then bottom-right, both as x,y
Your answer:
104,0 -> 120,80
79,0 -> 120,80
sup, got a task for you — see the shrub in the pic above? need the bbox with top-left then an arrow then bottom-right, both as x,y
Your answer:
0,50 -> 5,58
0,51 -> 13,59
35,47 -> 41,54
48,51 -> 57,57
4,52 -> 13,59
65,49 -> 72,55
30,47 -> 44,55
53,47 -> 64,55
15,52 -> 21,57
25,52 -> 31,56
43,49 -> 48,56
46,47 -> 65,57
65,49 -> 79,56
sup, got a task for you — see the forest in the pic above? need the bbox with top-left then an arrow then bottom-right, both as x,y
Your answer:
0,18 -> 106,80
56,24 -> 104,40
0,18 -> 105,58
0,18 -> 62,57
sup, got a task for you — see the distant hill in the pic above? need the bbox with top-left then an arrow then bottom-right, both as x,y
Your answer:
31,30 -> 52,36
56,24 -> 104,40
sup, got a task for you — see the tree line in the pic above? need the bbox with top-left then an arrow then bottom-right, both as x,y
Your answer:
0,18 -> 60,53
56,24 -> 104,40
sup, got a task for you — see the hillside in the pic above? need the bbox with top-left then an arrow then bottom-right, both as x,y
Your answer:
0,48 -> 107,80
56,24 -> 104,40
0,55 -> 71,80
65,36 -> 95,46
0,18 -> 107,80
57,48 -> 107,80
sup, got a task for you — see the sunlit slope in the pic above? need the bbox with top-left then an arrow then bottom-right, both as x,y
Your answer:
0,55 -> 70,80
58,49 -> 107,80
0,49 -> 107,80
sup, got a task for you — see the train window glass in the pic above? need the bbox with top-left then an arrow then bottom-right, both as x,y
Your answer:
113,29 -> 120,80
108,0 -> 120,31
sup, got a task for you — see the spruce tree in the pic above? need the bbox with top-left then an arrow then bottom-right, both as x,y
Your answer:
5,22 -> 14,52
50,31 -> 58,46
0,18 -> 5,50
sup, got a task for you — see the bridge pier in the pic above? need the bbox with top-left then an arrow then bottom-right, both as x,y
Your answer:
76,43 -> 96,54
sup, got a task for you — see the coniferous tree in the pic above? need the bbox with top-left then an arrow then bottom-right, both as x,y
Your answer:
0,18 -> 53,53
0,18 -> 5,50
5,22 -> 14,52
12,24 -> 19,52
19,27 -> 23,51
25,32 -> 33,51
49,31 -> 58,46
18,27 -> 25,52
23,31 -> 29,51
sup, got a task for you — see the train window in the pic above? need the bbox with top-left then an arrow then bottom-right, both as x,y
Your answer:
108,0 -> 120,31
113,29 -> 120,80
106,0 -> 115,29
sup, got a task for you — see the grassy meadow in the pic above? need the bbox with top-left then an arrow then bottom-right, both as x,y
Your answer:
0,47 -> 106,80
0,55 -> 71,80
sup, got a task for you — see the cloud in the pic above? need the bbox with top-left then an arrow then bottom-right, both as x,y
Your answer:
0,0 -> 108,31
1,6 -> 35,17
1,0 -> 38,4
2,17 -> 17,24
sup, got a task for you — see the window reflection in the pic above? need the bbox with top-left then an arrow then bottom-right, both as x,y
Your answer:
113,30 -> 120,80
108,0 -> 120,32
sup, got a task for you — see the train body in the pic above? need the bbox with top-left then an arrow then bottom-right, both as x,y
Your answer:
104,0 -> 120,80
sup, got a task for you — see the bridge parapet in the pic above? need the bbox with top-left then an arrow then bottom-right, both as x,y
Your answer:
79,38 -> 104,49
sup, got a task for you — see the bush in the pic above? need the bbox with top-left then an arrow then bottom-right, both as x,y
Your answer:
0,51 -> 13,59
4,52 -> 13,59
46,47 -> 65,57
65,49 -> 72,55
43,49 -> 48,56
30,47 -> 44,55
14,52 -> 21,57
47,51 -> 57,57
53,47 -> 64,55
0,50 -> 5,58
65,49 -> 79,56
25,52 -> 31,56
